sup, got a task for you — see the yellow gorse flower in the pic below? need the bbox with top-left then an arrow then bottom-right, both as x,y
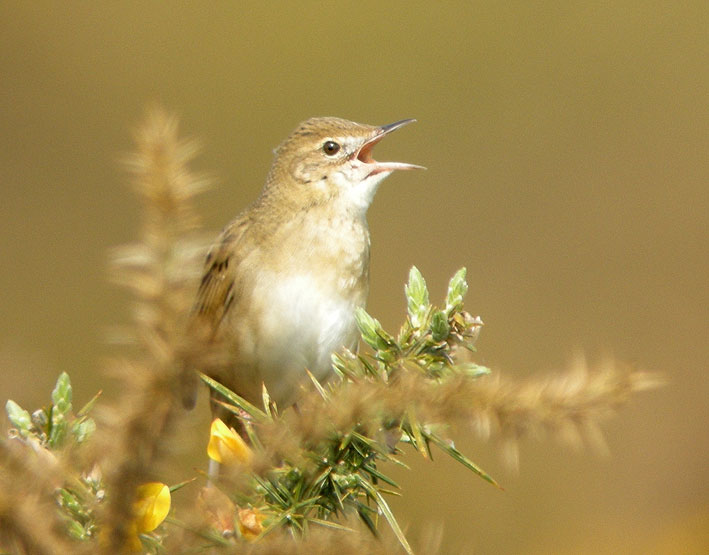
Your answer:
127,481 -> 171,550
207,418 -> 253,465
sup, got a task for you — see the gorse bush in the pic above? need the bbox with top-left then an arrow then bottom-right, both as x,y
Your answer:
0,110 -> 662,554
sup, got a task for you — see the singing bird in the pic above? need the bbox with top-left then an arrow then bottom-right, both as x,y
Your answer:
187,117 -> 422,420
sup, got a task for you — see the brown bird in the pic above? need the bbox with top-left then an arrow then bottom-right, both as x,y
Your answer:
187,117 -> 422,421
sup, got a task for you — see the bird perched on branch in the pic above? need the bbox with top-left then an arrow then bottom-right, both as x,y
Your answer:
185,116 -> 422,421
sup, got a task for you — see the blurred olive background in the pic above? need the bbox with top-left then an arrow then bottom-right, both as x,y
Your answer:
1,2 -> 707,553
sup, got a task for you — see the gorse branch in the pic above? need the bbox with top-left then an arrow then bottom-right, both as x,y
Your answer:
97,108 -> 209,552
0,440 -> 78,555
1,373 -> 96,554
465,356 -> 665,468
196,267 -> 661,553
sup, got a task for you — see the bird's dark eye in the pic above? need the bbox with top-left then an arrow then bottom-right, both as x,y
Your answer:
322,140 -> 341,156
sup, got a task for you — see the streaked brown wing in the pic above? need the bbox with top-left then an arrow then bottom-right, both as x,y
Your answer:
193,228 -> 242,336
182,222 -> 246,410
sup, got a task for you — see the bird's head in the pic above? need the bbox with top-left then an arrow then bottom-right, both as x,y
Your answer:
265,117 -> 423,213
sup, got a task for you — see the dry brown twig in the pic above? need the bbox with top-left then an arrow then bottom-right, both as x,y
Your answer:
96,108 -> 210,552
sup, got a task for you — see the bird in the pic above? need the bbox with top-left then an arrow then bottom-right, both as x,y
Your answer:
185,116 -> 423,423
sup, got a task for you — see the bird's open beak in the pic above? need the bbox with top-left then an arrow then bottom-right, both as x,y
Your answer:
356,119 -> 426,174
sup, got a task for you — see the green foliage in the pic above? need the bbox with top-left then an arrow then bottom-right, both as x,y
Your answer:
5,400 -> 32,438
0,268 -> 494,554
50,371 -> 73,447
348,267 -> 488,381
5,372 -> 97,449
1,266 -> 659,554
5,373 -> 101,544
56,472 -> 103,541
201,267 -> 495,553
354,308 -> 394,353
445,267 -> 468,315
405,266 -> 429,327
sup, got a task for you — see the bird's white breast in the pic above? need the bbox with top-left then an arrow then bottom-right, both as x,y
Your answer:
224,210 -> 370,406
248,270 -> 362,403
